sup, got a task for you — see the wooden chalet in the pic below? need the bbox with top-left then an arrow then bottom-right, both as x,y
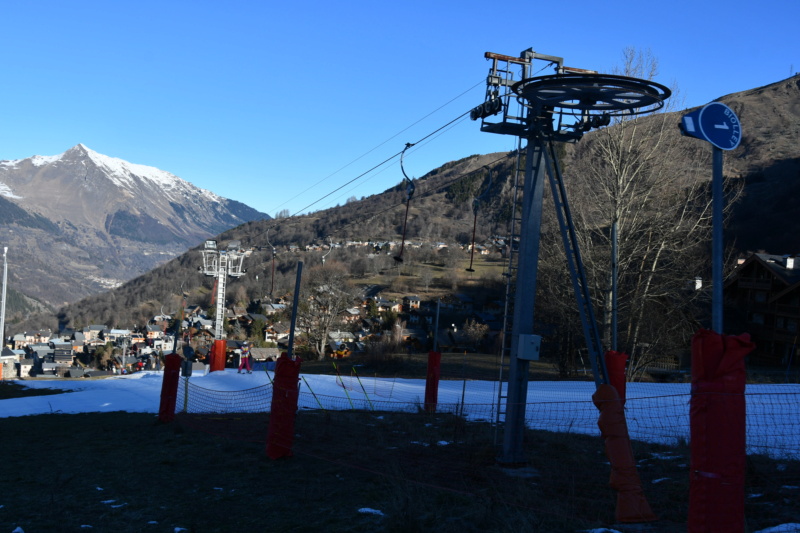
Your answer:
725,253 -> 800,366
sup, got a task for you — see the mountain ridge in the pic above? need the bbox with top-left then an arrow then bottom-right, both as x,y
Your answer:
0,144 -> 269,312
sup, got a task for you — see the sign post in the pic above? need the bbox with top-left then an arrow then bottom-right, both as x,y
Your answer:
680,102 -> 741,333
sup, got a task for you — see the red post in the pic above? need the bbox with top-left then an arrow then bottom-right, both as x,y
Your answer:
266,353 -> 302,459
210,339 -> 227,372
424,350 -> 442,413
157,353 -> 183,423
605,350 -> 629,405
593,384 -> 657,523
688,329 -> 753,533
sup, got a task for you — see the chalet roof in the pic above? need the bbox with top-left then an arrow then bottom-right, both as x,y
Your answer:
328,331 -> 355,341
726,253 -> 800,292
401,328 -> 427,339
251,347 -> 280,360
269,322 -> 290,334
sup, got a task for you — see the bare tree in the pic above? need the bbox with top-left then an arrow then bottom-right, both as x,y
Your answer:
463,318 -> 489,351
557,48 -> 739,378
297,262 -> 357,360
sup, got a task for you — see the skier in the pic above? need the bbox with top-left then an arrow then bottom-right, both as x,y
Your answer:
238,341 -> 253,374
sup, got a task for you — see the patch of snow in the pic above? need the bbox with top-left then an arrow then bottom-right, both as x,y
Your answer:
651,478 -> 670,484
650,452 -> 681,460
754,524 -> 800,533
358,508 -> 385,516
77,144 -> 222,203
0,182 -> 22,199
30,154 -> 63,167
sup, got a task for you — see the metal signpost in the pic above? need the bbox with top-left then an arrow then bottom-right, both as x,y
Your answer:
680,102 -> 742,332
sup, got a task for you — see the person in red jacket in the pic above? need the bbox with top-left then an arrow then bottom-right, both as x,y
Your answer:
238,342 -> 253,374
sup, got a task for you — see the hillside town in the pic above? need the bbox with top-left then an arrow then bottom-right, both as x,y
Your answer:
2,244 -> 799,381
0,280 -> 498,380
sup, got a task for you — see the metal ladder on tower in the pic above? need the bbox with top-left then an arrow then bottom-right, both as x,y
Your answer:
214,253 -> 229,340
494,137 -> 526,439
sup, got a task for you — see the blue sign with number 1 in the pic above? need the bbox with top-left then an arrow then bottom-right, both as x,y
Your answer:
680,102 -> 741,151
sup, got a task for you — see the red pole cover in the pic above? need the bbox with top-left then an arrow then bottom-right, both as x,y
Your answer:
157,353 -> 183,423
424,351 -> 442,413
605,350 -> 629,405
210,339 -> 227,372
266,353 -> 302,459
688,329 -> 753,533
593,384 -> 657,523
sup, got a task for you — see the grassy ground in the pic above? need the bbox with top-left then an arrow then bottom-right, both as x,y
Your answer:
1,363 -> 798,532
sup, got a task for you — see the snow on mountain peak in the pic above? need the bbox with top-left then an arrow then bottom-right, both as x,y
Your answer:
2,144 -> 223,204
66,144 -> 222,203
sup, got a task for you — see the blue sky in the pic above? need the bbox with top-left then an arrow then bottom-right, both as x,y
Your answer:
1,1 -> 797,218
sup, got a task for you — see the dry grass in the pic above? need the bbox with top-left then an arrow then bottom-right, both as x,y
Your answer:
2,373 -> 798,532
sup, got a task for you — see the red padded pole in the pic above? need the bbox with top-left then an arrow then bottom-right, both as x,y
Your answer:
424,350 -> 442,413
688,329 -> 753,533
266,353 -> 302,459
157,353 -> 183,423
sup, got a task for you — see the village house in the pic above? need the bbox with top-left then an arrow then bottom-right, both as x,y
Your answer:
265,322 -> 290,344
262,303 -> 287,316
340,307 -> 361,324
403,295 -> 421,311
83,325 -> 107,342
12,333 -> 26,350
146,325 -> 165,340
725,252 -> 800,366
106,329 -> 131,343
374,298 -> 401,313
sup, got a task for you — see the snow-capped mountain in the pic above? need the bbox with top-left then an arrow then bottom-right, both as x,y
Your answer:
0,144 -> 268,308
